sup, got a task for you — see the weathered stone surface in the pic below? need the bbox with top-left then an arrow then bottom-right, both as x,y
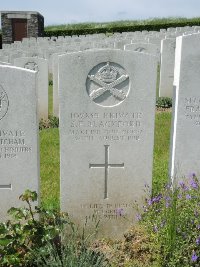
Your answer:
125,42 -> 160,62
14,57 -> 48,120
170,33 -> 200,182
59,49 -> 157,238
52,52 -> 66,117
159,38 -> 176,97
0,65 -> 39,220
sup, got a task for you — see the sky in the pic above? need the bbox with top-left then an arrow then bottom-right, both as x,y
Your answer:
1,0 -> 200,26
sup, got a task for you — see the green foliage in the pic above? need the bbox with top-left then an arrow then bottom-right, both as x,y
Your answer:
156,97 -> 172,109
44,17 -> 200,37
0,190 -> 70,266
39,115 -> 59,130
30,217 -> 108,267
140,174 -> 200,266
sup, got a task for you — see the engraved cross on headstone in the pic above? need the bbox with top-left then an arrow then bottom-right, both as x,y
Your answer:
89,145 -> 124,199
0,184 -> 11,189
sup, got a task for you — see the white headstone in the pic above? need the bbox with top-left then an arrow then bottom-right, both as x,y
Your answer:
159,38 -> 176,97
125,42 -> 160,62
14,57 -> 48,120
0,65 -> 39,220
59,49 -> 157,238
52,53 -> 66,117
170,33 -> 200,182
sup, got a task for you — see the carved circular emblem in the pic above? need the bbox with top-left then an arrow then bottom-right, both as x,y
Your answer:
0,85 -> 9,121
135,47 -> 146,52
86,62 -> 130,107
24,62 -> 39,72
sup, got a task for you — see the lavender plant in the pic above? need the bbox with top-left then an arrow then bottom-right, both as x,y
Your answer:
139,173 -> 200,266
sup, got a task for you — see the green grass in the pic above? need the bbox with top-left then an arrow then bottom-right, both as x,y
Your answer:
48,84 -> 53,116
40,128 -> 60,209
153,112 -> 172,194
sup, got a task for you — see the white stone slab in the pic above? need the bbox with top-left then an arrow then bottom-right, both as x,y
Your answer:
14,57 -> 48,120
0,65 -> 39,220
159,38 -> 176,97
125,42 -> 160,63
59,49 -> 157,238
170,33 -> 200,183
52,53 -> 66,117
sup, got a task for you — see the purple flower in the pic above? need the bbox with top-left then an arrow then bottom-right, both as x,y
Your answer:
148,194 -> 162,206
188,172 -> 196,179
136,214 -> 141,221
115,208 -> 124,216
179,181 -> 188,191
153,225 -> 158,232
165,196 -> 171,208
197,225 -> 200,230
191,251 -> 198,262
160,220 -> 166,228
190,179 -> 198,189
196,237 -> 200,245
186,194 -> 191,200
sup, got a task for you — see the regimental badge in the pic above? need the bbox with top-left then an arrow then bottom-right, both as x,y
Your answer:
134,47 -> 146,52
86,62 -> 130,107
24,62 -> 39,72
0,85 -> 9,121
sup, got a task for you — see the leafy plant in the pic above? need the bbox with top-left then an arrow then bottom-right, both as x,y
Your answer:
39,115 -> 59,130
156,97 -> 172,109
139,174 -> 200,266
0,190 -> 69,266
30,230 -> 108,267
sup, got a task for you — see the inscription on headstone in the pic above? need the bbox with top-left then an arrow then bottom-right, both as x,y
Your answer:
89,145 -> 124,199
170,33 -> 200,182
0,65 -> 39,221
0,85 -> 9,120
59,49 -> 157,238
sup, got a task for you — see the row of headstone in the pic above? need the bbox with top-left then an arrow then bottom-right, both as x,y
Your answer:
1,31 -> 200,238
1,25 -> 199,120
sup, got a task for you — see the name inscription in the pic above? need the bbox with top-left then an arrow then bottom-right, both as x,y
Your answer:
185,97 -> 200,126
68,112 -> 143,142
81,203 -> 133,220
0,130 -> 32,159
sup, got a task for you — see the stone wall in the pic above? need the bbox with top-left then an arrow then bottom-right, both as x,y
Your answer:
27,13 -> 44,38
1,12 -> 44,44
1,13 -> 13,44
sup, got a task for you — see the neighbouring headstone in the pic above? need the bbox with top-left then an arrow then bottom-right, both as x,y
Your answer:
170,33 -> 200,183
52,52 -> 66,117
159,38 -> 176,97
0,65 -> 39,221
59,49 -> 157,238
124,42 -> 160,62
0,61 -> 11,66
14,57 -> 48,120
